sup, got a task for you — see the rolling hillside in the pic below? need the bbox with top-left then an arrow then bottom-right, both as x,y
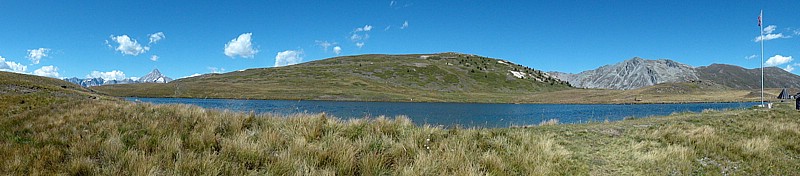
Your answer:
0,71 -> 112,115
695,64 -> 800,90
94,53 -> 571,102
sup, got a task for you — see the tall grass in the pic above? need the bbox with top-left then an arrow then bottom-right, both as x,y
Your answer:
1,96 -> 799,175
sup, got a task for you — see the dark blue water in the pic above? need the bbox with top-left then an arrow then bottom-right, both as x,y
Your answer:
126,97 -> 759,128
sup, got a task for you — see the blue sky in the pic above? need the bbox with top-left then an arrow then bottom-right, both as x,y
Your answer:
1,0 -> 799,80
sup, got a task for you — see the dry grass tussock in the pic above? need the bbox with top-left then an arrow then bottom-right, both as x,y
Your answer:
0,99 -> 579,175
2,94 -> 800,175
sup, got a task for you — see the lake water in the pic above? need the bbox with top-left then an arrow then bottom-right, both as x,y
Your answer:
126,97 -> 759,128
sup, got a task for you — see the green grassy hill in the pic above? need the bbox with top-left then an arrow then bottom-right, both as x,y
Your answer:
0,71 -> 115,116
696,64 -> 800,90
93,53 -> 571,102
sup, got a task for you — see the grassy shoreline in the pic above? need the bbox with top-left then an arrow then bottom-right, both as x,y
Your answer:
4,95 -> 800,174
95,82 -> 783,104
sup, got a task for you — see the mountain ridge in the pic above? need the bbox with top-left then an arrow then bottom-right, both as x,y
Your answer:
64,69 -> 173,87
550,57 -> 800,90
549,57 -> 699,90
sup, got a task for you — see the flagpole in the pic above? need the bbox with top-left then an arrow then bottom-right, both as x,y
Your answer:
760,10 -> 765,107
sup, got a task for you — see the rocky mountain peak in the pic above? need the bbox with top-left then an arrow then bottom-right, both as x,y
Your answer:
550,57 -> 699,90
138,69 -> 173,83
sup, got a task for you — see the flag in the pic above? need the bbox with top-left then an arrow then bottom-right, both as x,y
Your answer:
758,10 -> 762,27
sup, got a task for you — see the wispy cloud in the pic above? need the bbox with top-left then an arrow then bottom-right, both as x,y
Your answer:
765,55 -> 792,67
745,54 -> 758,60
356,42 -> 365,48
315,40 -> 336,51
274,50 -> 304,67
763,25 -> 777,34
224,33 -> 259,58
389,0 -> 413,9
26,48 -> 51,64
355,25 -> 373,32
350,25 -> 372,46
401,20 -> 409,29
754,25 -> 788,42
150,55 -> 159,61
208,67 -> 225,73
148,32 -> 165,44
784,64 -> 795,72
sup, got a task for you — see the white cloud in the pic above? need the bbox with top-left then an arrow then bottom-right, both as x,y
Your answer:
26,48 -> 50,64
181,73 -> 202,79
401,20 -> 409,29
224,33 -> 258,58
355,25 -> 373,32
274,50 -> 303,67
87,70 -> 127,81
315,40 -> 335,51
745,54 -> 758,60
150,55 -> 159,61
784,64 -> 795,72
755,33 -> 786,42
0,56 -> 28,73
765,55 -> 793,67
208,67 -> 225,73
754,25 -> 788,42
110,35 -> 149,56
763,25 -> 777,34
390,0 -> 396,6
148,32 -> 165,44
351,25 -> 372,47
333,46 -> 342,55
350,34 -> 363,41
384,26 -> 391,31
33,65 -> 59,78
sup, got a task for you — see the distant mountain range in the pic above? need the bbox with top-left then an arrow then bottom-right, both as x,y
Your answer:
550,57 -> 800,90
65,69 -> 173,87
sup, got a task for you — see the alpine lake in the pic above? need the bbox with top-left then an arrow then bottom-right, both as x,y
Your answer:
125,97 -> 762,128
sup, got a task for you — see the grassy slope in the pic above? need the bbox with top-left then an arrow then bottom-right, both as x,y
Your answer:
3,71 -> 800,175
521,81 -> 781,104
696,64 -> 800,90
93,53 -> 571,103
